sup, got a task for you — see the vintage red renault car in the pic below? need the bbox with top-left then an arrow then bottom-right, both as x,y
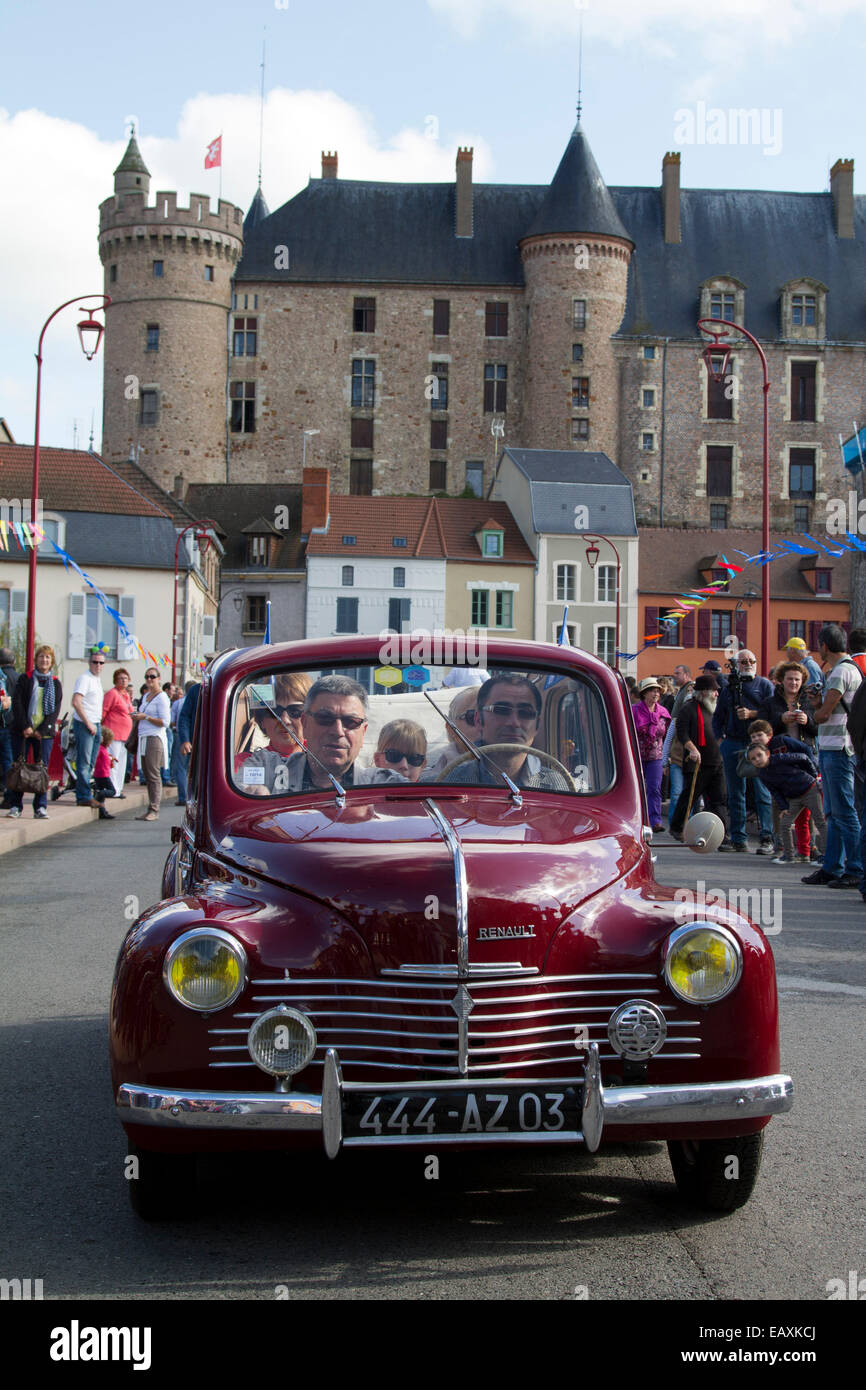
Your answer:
110,635 -> 793,1218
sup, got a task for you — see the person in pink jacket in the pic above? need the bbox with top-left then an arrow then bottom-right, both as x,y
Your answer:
632,676 -> 671,831
101,668 -> 134,798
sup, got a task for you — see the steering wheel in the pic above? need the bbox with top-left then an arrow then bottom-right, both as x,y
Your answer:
433,743 -> 578,792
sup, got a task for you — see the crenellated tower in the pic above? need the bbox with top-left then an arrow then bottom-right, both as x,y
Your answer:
519,123 -> 633,462
98,131 -> 245,490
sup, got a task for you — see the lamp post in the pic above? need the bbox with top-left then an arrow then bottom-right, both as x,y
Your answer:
698,316 -> 771,675
583,533 -> 621,671
173,520 -> 218,682
27,294 -> 110,671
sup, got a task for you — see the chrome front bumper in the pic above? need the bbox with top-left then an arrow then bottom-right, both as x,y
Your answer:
117,1046 -> 794,1156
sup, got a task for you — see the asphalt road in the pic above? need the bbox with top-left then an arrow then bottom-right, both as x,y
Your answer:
1,807 -> 863,1302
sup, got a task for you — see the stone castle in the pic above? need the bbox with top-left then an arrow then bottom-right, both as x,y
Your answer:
99,123 -> 866,532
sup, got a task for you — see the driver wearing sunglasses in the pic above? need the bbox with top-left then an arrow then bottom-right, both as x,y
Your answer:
243,675 -> 408,795
438,674 -> 570,790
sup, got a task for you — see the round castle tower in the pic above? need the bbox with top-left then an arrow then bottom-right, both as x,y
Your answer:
520,124 -> 633,461
98,132 -> 244,490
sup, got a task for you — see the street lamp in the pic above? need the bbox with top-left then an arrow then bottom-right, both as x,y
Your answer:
302,428 -> 320,469
27,294 -> 110,671
698,315 -> 771,675
583,532 -> 621,671
172,520 -> 218,682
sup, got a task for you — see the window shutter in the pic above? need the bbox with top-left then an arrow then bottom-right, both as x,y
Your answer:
809,620 -> 821,651
68,594 -> 86,659
778,619 -> 789,646
697,609 -> 711,648
119,595 -> 137,660
10,589 -> 27,636
202,615 -> 216,646
681,611 -> 695,646
735,609 -> 748,647
644,606 -> 659,637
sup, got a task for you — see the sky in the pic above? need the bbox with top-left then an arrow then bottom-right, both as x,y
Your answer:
1,0 -> 865,453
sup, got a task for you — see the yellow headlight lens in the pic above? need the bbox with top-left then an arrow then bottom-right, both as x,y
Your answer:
665,926 -> 741,1003
164,930 -> 246,1011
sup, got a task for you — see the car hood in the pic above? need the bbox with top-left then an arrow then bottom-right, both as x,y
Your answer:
211,790 -> 644,973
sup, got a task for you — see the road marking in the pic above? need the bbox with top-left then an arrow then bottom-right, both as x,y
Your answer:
777,974 -> 866,998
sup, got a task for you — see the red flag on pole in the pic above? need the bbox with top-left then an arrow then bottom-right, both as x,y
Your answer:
204,135 -> 222,169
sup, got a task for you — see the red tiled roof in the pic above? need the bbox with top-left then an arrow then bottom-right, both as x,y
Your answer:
0,446 -> 170,518
306,496 -> 534,563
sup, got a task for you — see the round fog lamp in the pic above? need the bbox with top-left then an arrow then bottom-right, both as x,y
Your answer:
248,1007 -> 317,1076
608,999 -> 667,1060
164,928 -> 246,1012
664,923 -> 742,1003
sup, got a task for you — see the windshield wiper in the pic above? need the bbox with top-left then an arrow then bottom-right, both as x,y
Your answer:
423,690 -> 522,808
255,694 -> 346,810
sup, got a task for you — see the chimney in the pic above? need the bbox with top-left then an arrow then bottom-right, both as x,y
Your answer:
830,158 -> 854,238
455,147 -> 473,238
662,152 -> 681,244
321,150 -> 338,180
301,466 -> 330,536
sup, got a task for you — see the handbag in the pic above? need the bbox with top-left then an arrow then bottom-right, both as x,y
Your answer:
6,753 -> 49,794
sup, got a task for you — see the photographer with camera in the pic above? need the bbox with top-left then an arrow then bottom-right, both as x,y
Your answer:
712,647 -> 775,853
801,624 -> 863,888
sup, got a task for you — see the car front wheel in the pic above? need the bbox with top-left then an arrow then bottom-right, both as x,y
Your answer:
126,1142 -> 198,1221
667,1133 -> 764,1212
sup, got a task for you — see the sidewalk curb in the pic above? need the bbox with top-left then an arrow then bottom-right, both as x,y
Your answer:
0,783 -> 181,855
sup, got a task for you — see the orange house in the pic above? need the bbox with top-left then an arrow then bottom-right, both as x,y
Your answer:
637,528 -> 851,681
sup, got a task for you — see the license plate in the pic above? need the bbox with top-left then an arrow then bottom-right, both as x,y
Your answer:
343,1085 -> 581,1139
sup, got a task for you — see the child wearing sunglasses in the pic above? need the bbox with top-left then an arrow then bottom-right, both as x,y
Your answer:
373,719 -> 427,783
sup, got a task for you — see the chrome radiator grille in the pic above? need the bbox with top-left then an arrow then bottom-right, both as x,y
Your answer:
209,972 -> 701,1081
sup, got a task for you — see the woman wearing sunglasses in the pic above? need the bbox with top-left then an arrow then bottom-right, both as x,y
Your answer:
373,719 -> 427,783
425,685 -> 480,778
256,672 -> 312,754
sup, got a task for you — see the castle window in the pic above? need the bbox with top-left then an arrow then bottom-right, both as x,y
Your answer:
789,448 -> 815,498
707,364 -> 734,419
342,566 -> 354,587
706,446 -> 732,495
393,567 -> 406,587
573,299 -> 586,330
485,302 -> 508,337
140,390 -> 159,427
109,265 -> 117,284
146,324 -> 159,352
572,343 -> 583,362
230,381 -> 256,433
204,265 -> 214,282
430,362 -> 448,409
710,291 -> 735,320
351,358 -> 375,408
572,376 -> 589,409
642,388 -> 655,408
710,503 -> 728,530
701,277 -> 745,328
571,418 -> 589,442
353,297 -> 376,332
465,462 -> 483,497
792,294 -> 816,327
152,261 -> 164,278
643,345 -> 656,360
641,432 -> 655,452
433,299 -> 450,335
429,460 -> 446,491
430,418 -> 448,450
349,460 -> 373,495
483,363 -> 507,413
791,361 -> 816,421
351,417 -> 374,449
794,504 -> 810,529
233,318 -> 257,357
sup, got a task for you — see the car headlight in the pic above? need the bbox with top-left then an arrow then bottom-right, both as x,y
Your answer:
163,928 -> 247,1012
248,1007 -> 317,1077
664,923 -> 742,1003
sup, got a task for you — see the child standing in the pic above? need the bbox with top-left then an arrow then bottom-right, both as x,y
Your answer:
93,726 -> 117,821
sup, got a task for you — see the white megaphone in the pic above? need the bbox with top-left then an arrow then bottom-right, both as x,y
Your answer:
684,812 -> 725,853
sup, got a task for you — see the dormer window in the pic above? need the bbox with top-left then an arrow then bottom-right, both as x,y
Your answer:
478,524 -> 504,558
780,278 -> 827,339
247,534 -> 268,566
700,276 -> 746,329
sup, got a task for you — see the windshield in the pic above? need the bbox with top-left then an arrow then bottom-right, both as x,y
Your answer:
228,661 -> 615,799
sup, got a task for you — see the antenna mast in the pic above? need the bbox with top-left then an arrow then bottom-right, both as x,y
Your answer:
258,34 -> 266,190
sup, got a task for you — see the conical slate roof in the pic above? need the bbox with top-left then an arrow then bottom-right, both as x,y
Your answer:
114,132 -> 150,178
244,185 -> 271,234
524,124 -> 631,243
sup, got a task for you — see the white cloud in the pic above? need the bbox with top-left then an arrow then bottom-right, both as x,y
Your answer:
0,92 -> 491,449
